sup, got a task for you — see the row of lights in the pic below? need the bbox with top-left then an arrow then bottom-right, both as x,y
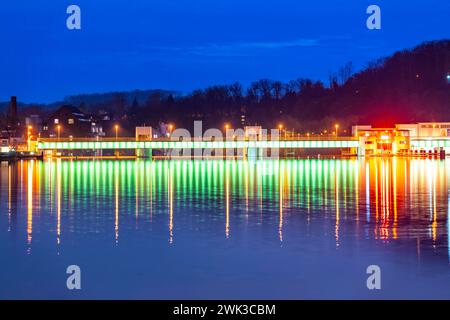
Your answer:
164,123 -> 342,138
35,122 -> 343,139
50,124 -> 119,139
224,123 -> 340,136
29,124 -> 174,140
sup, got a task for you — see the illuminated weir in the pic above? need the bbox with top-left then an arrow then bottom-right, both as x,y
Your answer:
35,136 -> 450,159
36,137 -> 359,159
34,122 -> 450,159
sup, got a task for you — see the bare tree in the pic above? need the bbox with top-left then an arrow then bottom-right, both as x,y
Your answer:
338,61 -> 353,85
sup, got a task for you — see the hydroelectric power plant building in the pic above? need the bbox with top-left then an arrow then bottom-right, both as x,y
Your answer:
353,122 -> 450,156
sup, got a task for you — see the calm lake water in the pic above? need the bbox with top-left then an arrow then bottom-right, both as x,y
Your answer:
1,158 -> 450,299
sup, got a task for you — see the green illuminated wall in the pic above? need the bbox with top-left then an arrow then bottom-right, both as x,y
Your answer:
37,140 -> 360,150
410,140 -> 450,148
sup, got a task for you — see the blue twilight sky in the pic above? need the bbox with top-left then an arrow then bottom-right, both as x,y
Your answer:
0,0 -> 449,103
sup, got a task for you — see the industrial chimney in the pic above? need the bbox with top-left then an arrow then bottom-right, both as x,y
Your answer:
8,96 -> 17,122
6,96 -> 19,137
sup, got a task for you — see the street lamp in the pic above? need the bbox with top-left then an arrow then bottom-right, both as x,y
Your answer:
27,126 -> 32,151
278,124 -> 283,136
168,124 -> 174,138
115,125 -> 119,140
335,124 -> 339,137
224,124 -> 230,141
57,125 -> 61,140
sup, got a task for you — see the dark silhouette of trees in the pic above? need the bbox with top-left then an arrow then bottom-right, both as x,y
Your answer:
6,40 -> 448,137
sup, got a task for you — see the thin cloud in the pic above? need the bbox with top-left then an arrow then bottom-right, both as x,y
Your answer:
145,38 -> 319,57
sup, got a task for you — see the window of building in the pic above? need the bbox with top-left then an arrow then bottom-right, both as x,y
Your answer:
54,119 -> 59,124
68,118 -> 74,125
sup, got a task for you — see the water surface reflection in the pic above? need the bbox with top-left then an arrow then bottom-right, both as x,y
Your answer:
1,158 -> 450,298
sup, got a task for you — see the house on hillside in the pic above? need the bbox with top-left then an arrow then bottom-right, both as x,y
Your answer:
41,105 -> 105,138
